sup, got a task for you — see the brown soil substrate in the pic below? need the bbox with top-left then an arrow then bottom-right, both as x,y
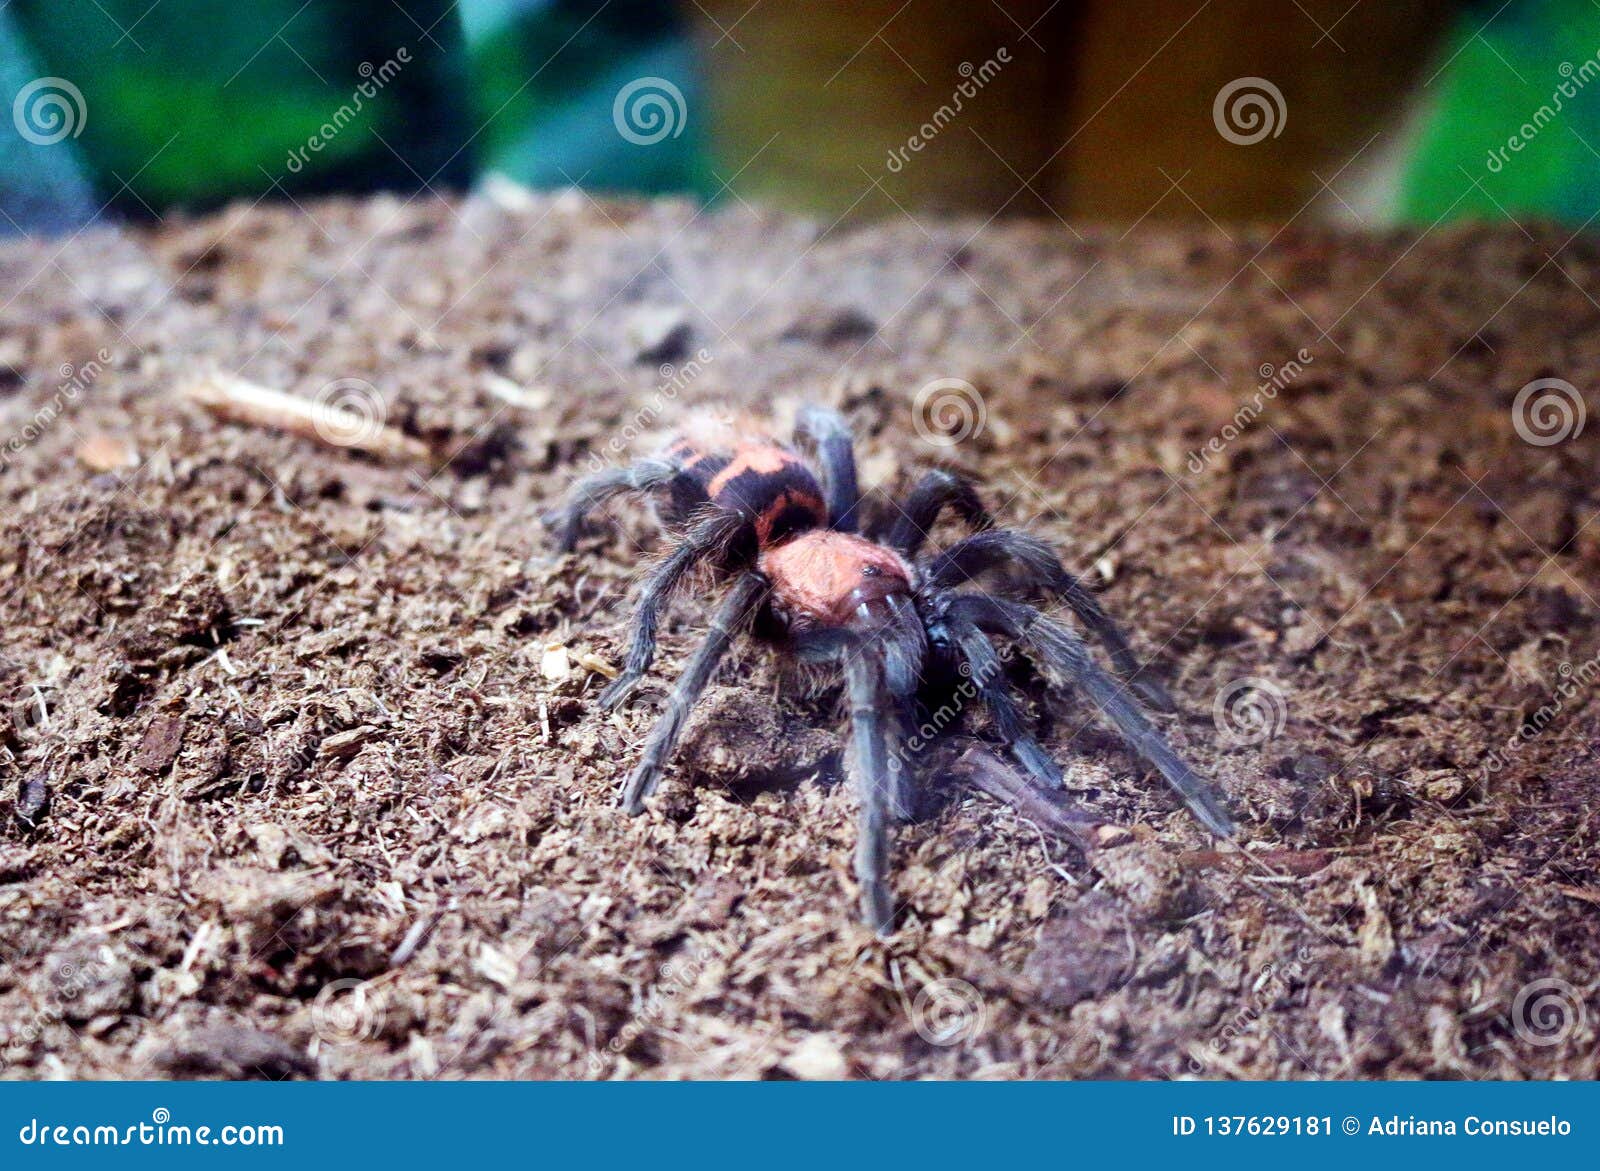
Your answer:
1,193 -> 1597,1080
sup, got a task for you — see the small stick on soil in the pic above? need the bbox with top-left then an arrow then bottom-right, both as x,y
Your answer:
949,746 -> 1132,851
390,909 -> 443,967
180,370 -> 433,464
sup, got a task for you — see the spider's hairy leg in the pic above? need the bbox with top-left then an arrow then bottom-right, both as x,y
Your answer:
793,405 -> 861,532
879,594 -> 930,706
542,457 -> 679,552
844,645 -> 896,935
949,594 -> 1236,839
886,697 -> 917,822
600,509 -> 748,710
885,468 -> 993,556
619,573 -> 769,814
875,595 -> 929,820
925,530 -> 1176,712
941,603 -> 1063,787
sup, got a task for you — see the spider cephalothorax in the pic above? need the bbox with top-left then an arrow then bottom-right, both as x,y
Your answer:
547,406 -> 1235,933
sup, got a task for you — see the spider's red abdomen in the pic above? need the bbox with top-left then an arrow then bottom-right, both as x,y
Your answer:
665,431 -> 829,546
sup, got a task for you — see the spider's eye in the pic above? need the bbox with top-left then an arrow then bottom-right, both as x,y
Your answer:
861,564 -> 881,577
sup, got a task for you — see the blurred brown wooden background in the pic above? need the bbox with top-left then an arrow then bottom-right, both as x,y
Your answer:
695,1 -> 1454,220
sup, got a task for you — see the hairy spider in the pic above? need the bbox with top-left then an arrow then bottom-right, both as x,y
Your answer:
546,407 -> 1235,933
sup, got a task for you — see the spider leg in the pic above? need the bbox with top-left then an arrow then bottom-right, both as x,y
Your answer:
600,509 -> 748,710
843,645 -> 896,935
867,593 -> 928,819
948,594 -> 1236,838
942,605 -> 1063,787
879,593 -> 930,705
793,405 -> 861,532
924,529 -> 1176,712
543,457 -> 679,552
886,693 -> 917,822
884,468 -> 993,556
619,572 -> 768,814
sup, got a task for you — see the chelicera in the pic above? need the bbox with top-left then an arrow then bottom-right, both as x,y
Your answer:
547,406 -> 1235,933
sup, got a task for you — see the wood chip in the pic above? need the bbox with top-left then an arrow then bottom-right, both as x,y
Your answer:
781,1034 -> 848,1080
473,942 -> 519,990
481,373 -> 552,411
133,715 -> 186,774
1556,885 -> 1600,907
575,651 -> 617,679
76,433 -> 138,473
540,644 -> 571,681
319,726 -> 378,762
15,772 -> 49,826
948,746 -> 1122,852
180,370 -> 433,463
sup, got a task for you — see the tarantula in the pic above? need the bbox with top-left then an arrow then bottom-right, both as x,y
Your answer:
546,406 -> 1235,933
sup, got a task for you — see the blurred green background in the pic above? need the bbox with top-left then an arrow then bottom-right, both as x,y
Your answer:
3,0 -> 1600,233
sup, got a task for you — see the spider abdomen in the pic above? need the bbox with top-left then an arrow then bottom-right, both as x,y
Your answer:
664,435 -> 829,546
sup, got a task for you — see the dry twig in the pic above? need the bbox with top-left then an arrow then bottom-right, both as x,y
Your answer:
180,370 -> 433,463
